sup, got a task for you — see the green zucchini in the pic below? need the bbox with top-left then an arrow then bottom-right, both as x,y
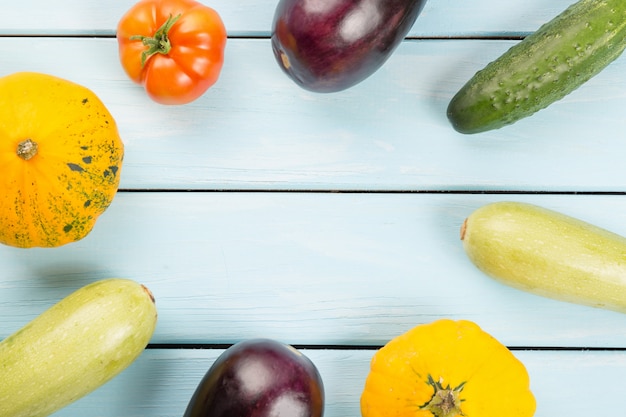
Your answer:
0,278 -> 158,417
447,0 -> 626,134
461,201 -> 626,312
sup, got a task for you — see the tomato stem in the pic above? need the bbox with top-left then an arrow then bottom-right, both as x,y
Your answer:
17,138 -> 38,161
130,14 -> 182,67
420,375 -> 465,417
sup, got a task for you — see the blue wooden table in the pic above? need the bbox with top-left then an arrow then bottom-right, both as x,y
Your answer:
3,0 -> 626,416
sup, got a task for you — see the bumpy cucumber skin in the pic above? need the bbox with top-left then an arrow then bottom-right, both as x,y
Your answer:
461,201 -> 626,312
0,278 -> 157,417
447,0 -> 626,134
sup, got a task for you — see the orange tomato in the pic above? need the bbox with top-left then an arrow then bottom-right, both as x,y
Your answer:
117,0 -> 227,105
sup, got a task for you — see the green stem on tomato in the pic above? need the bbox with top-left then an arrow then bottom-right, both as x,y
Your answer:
130,14 -> 182,67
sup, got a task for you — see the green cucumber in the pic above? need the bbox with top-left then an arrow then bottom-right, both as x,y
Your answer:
461,201 -> 626,312
0,278 -> 158,417
447,0 -> 626,134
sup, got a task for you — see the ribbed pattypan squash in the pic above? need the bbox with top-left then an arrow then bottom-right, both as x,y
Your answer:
361,319 -> 536,417
0,72 -> 124,248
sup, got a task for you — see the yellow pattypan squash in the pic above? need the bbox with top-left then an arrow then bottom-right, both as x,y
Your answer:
360,319 -> 536,417
0,72 -> 124,248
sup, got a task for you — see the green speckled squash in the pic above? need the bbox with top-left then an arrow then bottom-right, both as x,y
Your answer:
0,72 -> 124,248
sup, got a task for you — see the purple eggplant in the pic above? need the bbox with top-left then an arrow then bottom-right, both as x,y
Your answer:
183,339 -> 324,417
271,0 -> 428,93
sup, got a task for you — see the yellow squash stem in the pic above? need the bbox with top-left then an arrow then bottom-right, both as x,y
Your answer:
421,376 -> 465,417
131,14 -> 182,67
16,138 -> 38,161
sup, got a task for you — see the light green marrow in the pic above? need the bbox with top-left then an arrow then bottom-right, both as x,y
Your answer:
461,201 -> 626,312
0,278 -> 158,417
447,0 -> 626,134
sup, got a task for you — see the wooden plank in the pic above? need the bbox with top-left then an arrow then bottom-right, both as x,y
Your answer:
48,347 -> 626,417
1,37 -> 625,191
3,192 -> 626,348
1,0 -> 574,37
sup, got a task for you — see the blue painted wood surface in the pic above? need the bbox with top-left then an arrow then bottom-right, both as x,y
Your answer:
2,1 -> 626,416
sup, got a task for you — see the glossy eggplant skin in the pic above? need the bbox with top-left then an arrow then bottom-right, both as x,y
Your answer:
183,339 -> 324,417
271,0 -> 427,93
